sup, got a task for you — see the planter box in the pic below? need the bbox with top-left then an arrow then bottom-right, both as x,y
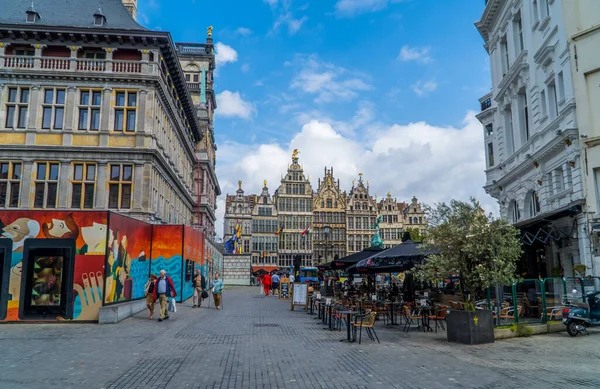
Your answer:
547,322 -> 566,333
494,327 -> 517,340
447,309 -> 495,345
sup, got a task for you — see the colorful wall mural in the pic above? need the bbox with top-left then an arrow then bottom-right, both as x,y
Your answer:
104,213 -> 152,305
151,225 -> 183,302
0,211 -> 212,323
182,226 -> 205,301
0,211 -> 107,321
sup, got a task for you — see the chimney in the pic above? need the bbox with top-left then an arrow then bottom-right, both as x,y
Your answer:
122,0 -> 138,21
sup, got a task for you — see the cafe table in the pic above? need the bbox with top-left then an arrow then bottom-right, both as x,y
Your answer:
338,310 -> 360,342
386,302 -> 402,326
417,306 -> 435,332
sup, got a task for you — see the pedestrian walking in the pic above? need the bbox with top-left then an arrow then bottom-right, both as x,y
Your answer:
192,269 -> 207,308
153,269 -> 177,322
211,272 -> 224,310
144,274 -> 157,320
271,272 -> 280,297
262,273 -> 272,296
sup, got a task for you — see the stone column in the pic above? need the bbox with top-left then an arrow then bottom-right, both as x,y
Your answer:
19,160 -> 34,208
0,43 -> 6,70
95,162 -> 107,209
62,85 -> 77,146
69,46 -> 81,71
57,160 -> 71,209
104,48 -> 114,73
140,49 -> 149,74
135,89 -> 147,147
26,85 -> 41,145
132,163 -> 144,212
99,87 -> 112,147
33,44 -> 45,68
0,84 -> 5,127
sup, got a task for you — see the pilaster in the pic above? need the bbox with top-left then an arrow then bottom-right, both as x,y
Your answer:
19,161 -> 34,208
132,163 -> 144,212
99,87 -> 112,147
95,162 -> 107,209
57,160 -> 71,209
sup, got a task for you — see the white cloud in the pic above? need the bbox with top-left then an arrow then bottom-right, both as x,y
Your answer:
290,55 -> 372,103
335,0 -> 406,17
267,0 -> 308,35
241,64 -> 251,73
215,91 -> 255,119
236,27 -> 253,36
215,42 -> 238,67
398,45 -> 432,63
412,80 -> 438,96
214,110 -> 494,238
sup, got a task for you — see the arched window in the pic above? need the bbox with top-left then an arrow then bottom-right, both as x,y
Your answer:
525,190 -> 540,218
508,200 -> 520,223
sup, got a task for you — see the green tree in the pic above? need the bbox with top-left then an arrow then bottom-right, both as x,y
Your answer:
404,227 -> 424,243
416,199 -> 522,310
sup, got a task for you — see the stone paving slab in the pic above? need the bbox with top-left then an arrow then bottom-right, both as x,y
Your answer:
1,287 -> 600,388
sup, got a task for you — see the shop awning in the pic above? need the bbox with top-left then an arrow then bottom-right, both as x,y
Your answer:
252,266 -> 279,274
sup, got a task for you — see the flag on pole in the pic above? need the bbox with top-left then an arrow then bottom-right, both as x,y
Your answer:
301,226 -> 311,236
275,222 -> 284,236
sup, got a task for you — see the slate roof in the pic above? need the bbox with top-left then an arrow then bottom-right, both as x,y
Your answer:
0,0 -> 146,31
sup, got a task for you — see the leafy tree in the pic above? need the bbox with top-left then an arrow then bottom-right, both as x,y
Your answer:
416,199 -> 522,310
404,227 -> 425,243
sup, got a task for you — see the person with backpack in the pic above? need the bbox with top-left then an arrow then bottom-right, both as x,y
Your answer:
192,269 -> 207,308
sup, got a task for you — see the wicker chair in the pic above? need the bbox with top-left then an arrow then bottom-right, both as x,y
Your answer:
352,312 -> 379,344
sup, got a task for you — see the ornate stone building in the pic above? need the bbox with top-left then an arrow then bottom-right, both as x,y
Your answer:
0,0 -> 221,234
313,167 -> 347,264
223,182 -> 253,254
346,174 -> 377,255
476,0 -> 589,278
403,196 -> 427,236
378,193 -> 408,248
176,37 -> 220,240
251,180 -> 279,272
274,151 -> 313,268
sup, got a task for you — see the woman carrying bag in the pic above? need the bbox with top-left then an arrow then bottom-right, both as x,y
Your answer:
211,272 -> 224,310
144,274 -> 157,320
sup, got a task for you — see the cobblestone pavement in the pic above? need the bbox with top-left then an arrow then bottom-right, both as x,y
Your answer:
1,287 -> 600,389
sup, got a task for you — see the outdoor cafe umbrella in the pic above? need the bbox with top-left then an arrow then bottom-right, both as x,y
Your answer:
331,246 -> 386,270
350,240 -> 434,273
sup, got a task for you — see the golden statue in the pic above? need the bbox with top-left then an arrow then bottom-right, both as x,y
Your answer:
352,179 -> 355,186
327,176 -> 332,185
263,179 -> 267,187
207,26 -> 213,37
238,180 -> 242,189
387,191 -> 391,197
292,149 -> 299,159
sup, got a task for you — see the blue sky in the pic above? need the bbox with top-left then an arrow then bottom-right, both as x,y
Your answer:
139,0 -> 493,237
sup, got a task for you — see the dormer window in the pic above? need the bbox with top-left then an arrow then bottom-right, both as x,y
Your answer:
26,3 -> 41,23
94,7 -> 107,26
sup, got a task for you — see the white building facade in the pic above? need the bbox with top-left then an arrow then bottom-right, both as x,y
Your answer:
562,0 -> 600,277
476,0 -> 592,278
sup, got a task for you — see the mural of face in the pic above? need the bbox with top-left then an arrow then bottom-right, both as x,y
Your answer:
2,218 -> 41,252
81,223 -> 108,253
42,214 -> 80,239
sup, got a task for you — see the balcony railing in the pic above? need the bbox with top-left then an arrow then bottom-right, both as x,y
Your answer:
480,98 -> 492,111
2,55 -> 150,75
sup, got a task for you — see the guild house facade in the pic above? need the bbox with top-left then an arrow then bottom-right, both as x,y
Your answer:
223,151 -> 427,270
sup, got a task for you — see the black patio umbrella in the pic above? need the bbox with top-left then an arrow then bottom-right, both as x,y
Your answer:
253,269 -> 268,276
331,246 -> 386,270
351,240 -> 435,273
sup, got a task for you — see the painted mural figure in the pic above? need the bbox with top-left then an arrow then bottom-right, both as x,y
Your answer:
79,222 -> 109,254
2,218 -> 41,301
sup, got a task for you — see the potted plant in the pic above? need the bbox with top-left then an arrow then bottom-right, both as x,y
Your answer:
573,264 -> 587,278
417,199 -> 522,345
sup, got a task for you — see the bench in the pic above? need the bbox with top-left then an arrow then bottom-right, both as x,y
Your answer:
98,299 -> 148,324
